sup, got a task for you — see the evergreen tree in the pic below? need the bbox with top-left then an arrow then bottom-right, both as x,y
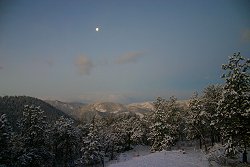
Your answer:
81,120 -> 103,166
114,114 -> 143,151
203,84 -> 223,145
102,116 -> 123,160
215,53 -> 250,162
148,97 -> 179,152
14,105 -> 53,167
51,116 -> 80,167
185,93 -> 209,151
0,114 -> 13,166
93,116 -> 118,161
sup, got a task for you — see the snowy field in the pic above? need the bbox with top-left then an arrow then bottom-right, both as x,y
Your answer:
107,146 -> 209,167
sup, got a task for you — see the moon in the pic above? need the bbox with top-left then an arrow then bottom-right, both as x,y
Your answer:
95,27 -> 99,32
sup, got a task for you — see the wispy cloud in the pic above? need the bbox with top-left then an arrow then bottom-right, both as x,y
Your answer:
75,55 -> 93,75
241,29 -> 250,42
45,58 -> 55,67
115,52 -> 144,64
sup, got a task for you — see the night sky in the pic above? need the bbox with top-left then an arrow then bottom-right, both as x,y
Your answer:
0,0 -> 249,103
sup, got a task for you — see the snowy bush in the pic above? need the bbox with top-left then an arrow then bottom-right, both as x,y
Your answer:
207,143 -> 241,166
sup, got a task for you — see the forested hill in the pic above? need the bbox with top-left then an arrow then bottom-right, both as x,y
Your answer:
0,96 -> 72,130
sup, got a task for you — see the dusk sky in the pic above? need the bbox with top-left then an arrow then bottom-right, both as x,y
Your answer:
0,0 -> 250,103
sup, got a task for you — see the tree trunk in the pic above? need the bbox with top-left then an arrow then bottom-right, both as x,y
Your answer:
203,138 -> 207,152
101,156 -> 105,167
243,150 -> 247,163
110,145 -> 114,160
210,129 -> 215,146
126,132 -> 131,150
243,143 -> 247,163
199,137 -> 202,149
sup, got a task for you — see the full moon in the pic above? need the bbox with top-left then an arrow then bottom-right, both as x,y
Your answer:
95,27 -> 99,32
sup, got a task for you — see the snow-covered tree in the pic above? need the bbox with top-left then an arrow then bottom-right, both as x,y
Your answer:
0,114 -> 13,166
100,115 -> 124,160
148,97 -> 180,152
114,114 -> 143,151
185,92 -> 209,151
50,116 -> 80,166
203,84 -> 223,145
14,105 -> 53,167
81,120 -> 103,166
93,116 -> 119,161
215,53 -> 250,162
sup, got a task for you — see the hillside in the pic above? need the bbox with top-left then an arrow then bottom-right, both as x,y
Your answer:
46,100 -> 190,121
127,102 -> 154,113
45,100 -> 86,119
0,96 -> 72,130
48,101 -> 154,121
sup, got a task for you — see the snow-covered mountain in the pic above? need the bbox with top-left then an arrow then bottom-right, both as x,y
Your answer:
47,101 -> 155,120
0,96 -> 73,130
45,100 -> 85,111
127,102 -> 154,113
46,100 -> 189,121
45,100 -> 86,119
84,102 -> 128,113
176,100 -> 189,109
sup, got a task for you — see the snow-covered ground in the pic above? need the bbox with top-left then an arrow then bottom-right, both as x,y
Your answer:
107,146 -> 209,167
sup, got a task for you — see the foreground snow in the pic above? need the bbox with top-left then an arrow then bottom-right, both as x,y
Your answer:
108,147 -> 209,167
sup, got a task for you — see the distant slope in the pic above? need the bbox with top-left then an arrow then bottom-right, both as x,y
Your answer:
76,102 -> 129,121
45,100 -> 86,120
48,101 -> 148,121
47,100 -> 190,121
83,102 -> 128,113
127,102 -> 154,113
176,100 -> 189,110
0,96 -> 72,130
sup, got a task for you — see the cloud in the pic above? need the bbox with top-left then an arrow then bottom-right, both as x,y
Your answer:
45,58 -> 55,67
116,52 -> 144,64
241,29 -> 250,42
75,55 -> 93,75
0,66 -> 3,70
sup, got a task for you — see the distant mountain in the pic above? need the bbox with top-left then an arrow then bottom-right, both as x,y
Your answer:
46,100 -> 190,121
176,100 -> 189,109
45,100 -> 86,119
0,96 -> 73,130
127,102 -> 154,113
84,102 -> 128,113
74,102 -> 129,121
47,100 -> 154,121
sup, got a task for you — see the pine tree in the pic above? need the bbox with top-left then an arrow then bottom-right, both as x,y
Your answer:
81,120 -> 103,166
186,92 -> 209,151
148,97 -> 179,152
14,105 -> 53,167
114,114 -> 143,151
0,114 -> 13,166
203,84 -> 223,146
102,116 -> 123,160
50,116 -> 80,166
215,52 -> 250,162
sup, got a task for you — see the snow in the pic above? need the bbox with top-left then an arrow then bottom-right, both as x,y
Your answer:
107,146 -> 209,167
127,102 -> 154,111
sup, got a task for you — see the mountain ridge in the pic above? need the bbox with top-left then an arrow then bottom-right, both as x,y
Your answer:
0,96 -> 74,130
